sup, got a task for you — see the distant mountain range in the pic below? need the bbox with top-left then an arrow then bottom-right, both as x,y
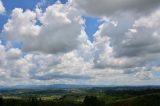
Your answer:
0,84 -> 160,96
0,84 -> 160,90
0,84 -> 97,89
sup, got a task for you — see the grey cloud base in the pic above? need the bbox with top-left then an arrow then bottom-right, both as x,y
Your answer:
75,0 -> 160,16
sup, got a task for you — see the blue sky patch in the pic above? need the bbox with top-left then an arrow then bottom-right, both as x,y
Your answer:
83,16 -> 103,42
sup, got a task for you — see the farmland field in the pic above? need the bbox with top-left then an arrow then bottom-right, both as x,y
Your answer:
0,86 -> 160,106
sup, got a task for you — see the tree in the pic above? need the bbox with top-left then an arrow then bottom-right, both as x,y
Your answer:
83,96 -> 99,106
0,96 -> 3,106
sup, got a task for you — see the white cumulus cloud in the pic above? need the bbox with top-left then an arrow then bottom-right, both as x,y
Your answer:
0,0 -> 5,14
3,2 -> 83,54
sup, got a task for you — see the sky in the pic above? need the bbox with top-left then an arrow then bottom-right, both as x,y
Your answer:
0,0 -> 160,86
